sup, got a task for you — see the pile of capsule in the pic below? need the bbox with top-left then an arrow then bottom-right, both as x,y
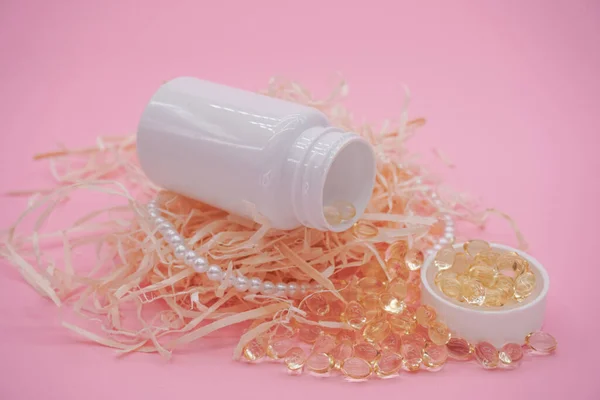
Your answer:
434,240 -> 536,307
241,240 -> 556,379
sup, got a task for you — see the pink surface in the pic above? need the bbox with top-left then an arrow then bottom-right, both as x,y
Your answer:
1,0 -> 599,399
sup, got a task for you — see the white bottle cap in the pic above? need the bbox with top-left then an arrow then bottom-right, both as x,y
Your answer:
420,243 -> 549,347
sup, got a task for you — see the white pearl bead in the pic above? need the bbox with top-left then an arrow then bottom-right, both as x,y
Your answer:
149,210 -> 160,218
154,217 -> 166,225
148,200 -> 157,209
287,282 -> 298,297
444,226 -> 454,234
234,276 -> 250,292
438,238 -> 450,246
192,257 -> 208,273
169,235 -> 184,246
433,243 -> 442,251
174,244 -> 187,259
444,232 -> 454,241
249,277 -> 262,293
275,282 -> 287,295
299,283 -> 309,295
207,265 -> 223,281
261,281 -> 275,295
184,250 -> 197,266
156,222 -> 171,233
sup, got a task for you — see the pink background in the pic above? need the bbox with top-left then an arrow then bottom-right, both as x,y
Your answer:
1,0 -> 599,399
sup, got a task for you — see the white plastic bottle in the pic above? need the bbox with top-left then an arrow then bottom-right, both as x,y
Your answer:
137,77 -> 376,232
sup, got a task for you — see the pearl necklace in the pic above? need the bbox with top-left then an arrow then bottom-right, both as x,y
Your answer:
146,193 -> 454,299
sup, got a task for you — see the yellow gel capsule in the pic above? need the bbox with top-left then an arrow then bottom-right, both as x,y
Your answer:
331,200 -> 356,221
379,292 -> 406,314
362,319 -> 392,343
306,352 -> 334,374
385,240 -> 409,261
422,342 -> 449,368
323,204 -> 342,225
342,357 -> 372,380
434,245 -> 456,271
405,248 -> 424,271
284,347 -> 307,371
514,271 -> 536,301
343,300 -> 367,329
438,273 -> 461,299
389,312 -> 417,335
451,252 -> 472,274
362,293 -> 383,320
243,338 -> 266,361
358,276 -> 386,294
375,351 -> 403,376
463,239 -> 491,257
388,277 -> 408,299
469,264 -> 499,287
353,342 -> 380,363
474,250 -> 501,266
461,278 -> 486,305
428,321 -> 451,345
497,252 -> 529,277
483,287 -> 508,307
495,275 -> 515,298
415,304 -> 437,328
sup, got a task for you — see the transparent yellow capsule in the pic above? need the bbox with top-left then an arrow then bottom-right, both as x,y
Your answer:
514,271 -> 536,301
499,343 -> 524,365
386,258 -> 410,281
341,357 -> 372,380
331,341 -> 354,363
483,287 -> 508,307
446,337 -> 474,360
460,278 -> 486,305
243,338 -> 266,361
428,321 -> 451,345
375,351 -> 403,377
266,337 -> 294,359
434,245 -> 456,271
324,204 -> 342,225
474,250 -> 501,266
525,331 -> 557,354
353,342 -> 380,363
353,221 -> 379,239
306,292 -> 330,316
401,332 -> 427,350
495,275 -> 515,298
436,272 -> 461,299
422,342 -> 449,368
313,334 -> 337,354
389,312 -> 417,335
331,200 -> 356,221
474,342 -> 499,369
336,329 -> 355,344
415,304 -> 437,328
284,347 -> 307,371
361,293 -> 383,320
388,277 -> 408,299
306,352 -> 334,374
379,292 -> 406,314
298,324 -> 323,343
362,319 -> 391,343
451,252 -> 472,274
358,276 -> 386,294
343,300 -> 367,329
435,270 -> 457,285
400,342 -> 422,372
385,240 -> 409,261
497,252 -> 529,277
405,248 -> 424,271
380,333 -> 401,353
463,240 -> 491,257
469,264 -> 498,287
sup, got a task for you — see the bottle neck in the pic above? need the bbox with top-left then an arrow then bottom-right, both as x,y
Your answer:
288,126 -> 376,232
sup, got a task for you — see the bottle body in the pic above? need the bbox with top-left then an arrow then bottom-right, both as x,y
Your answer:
137,77 -> 375,231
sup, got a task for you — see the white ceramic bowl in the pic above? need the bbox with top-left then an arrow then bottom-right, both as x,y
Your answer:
420,243 -> 550,347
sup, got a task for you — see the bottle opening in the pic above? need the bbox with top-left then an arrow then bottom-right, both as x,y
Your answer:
322,137 -> 376,232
